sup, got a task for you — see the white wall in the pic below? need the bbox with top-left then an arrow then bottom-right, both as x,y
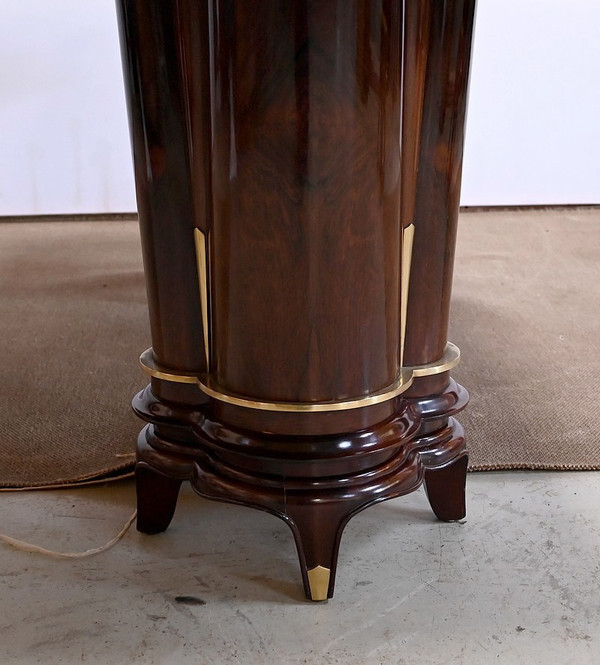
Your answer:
0,1 -> 598,215
462,0 -> 600,206
0,1 -> 135,215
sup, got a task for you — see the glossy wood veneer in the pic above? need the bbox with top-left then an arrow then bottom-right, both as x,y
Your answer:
117,0 -> 475,601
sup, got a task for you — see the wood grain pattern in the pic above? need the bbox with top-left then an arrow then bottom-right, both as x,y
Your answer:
404,0 -> 477,367
208,1 -> 404,402
117,0 -> 476,600
116,1 -> 211,373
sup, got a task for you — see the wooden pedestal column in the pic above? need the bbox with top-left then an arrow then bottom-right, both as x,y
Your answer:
117,0 -> 475,601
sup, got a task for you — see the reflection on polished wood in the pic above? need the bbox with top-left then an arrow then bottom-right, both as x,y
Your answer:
117,0 -> 475,601
139,342 -> 460,411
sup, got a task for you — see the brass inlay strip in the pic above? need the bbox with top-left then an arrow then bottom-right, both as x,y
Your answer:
410,342 -> 461,377
196,370 -> 414,412
194,228 -> 210,369
139,343 -> 461,412
139,349 -> 414,412
139,349 -> 198,385
400,223 -> 415,368
307,566 -> 330,602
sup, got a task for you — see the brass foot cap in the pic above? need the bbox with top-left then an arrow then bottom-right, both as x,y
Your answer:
307,566 -> 331,602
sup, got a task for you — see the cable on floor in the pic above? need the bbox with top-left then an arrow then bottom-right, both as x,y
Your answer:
0,510 -> 137,558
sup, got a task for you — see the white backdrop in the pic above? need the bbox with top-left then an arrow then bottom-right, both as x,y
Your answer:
0,1 -> 134,215
462,0 -> 600,206
0,0 -> 599,215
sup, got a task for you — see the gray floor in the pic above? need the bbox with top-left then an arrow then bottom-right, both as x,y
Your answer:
2,472 -> 599,664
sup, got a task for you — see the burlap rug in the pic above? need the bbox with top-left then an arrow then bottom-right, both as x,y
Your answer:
451,208 -> 599,470
0,221 -> 144,488
0,209 -> 598,488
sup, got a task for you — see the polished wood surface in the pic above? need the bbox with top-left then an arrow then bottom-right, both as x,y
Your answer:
404,0 -> 476,367
117,0 -> 475,601
209,1 -> 405,403
117,1 -> 209,374
118,1 -> 420,404
132,382 -> 464,600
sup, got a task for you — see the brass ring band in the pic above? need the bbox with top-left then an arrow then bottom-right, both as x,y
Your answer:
139,342 -> 460,413
411,342 -> 461,377
197,370 -> 414,413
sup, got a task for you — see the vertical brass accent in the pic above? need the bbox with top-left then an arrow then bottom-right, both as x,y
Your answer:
400,223 -> 415,368
194,228 -> 210,369
307,566 -> 331,602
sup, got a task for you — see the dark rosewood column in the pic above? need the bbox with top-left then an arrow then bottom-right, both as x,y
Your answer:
117,0 -> 476,601
403,0 -> 476,516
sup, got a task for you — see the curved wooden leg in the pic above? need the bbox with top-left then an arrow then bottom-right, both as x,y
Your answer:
407,381 -> 469,522
136,464 -> 183,534
424,455 -> 468,522
284,503 -> 352,602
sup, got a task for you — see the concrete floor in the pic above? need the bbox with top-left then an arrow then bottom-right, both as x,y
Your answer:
1,472 -> 599,664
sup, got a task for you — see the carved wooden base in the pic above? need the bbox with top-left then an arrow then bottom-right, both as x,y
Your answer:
132,379 -> 468,601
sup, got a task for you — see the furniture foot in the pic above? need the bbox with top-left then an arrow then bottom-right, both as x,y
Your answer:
135,464 -> 183,534
424,455 -> 468,522
406,379 -> 469,522
283,503 -> 354,602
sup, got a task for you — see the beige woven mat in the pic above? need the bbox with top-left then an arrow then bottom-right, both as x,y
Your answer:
451,208 -> 600,470
0,221 -> 144,489
0,210 -> 598,489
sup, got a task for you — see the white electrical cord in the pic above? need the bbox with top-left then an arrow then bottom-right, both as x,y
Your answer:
0,510 -> 137,558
